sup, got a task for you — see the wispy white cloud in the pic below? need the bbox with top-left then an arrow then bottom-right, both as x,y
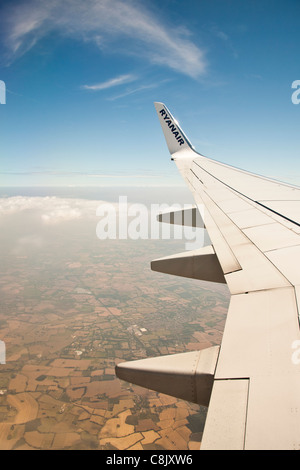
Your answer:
1,0 -> 206,78
107,81 -> 166,101
82,74 -> 137,91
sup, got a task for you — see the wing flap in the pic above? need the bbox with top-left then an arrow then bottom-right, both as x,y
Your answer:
245,375 -> 300,450
201,379 -> 249,450
215,287 -> 299,379
202,287 -> 300,449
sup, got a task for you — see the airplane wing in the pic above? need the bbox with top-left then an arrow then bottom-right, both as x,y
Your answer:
116,102 -> 300,450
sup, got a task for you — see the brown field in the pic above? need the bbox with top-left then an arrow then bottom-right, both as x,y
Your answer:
7,393 -> 39,424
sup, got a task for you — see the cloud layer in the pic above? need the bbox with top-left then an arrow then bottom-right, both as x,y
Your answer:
0,195 -> 100,224
1,0 -> 206,78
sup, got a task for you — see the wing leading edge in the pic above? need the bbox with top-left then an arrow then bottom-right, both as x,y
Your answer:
116,102 -> 300,450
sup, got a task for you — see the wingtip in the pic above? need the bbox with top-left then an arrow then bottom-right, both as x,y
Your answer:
154,101 -> 164,109
154,102 -> 194,156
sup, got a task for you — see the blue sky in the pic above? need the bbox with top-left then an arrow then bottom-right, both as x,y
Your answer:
0,0 -> 299,187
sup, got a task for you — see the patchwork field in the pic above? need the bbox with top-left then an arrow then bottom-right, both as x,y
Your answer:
0,199 -> 229,449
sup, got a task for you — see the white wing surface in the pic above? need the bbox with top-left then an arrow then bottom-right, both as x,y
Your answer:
116,102 -> 300,450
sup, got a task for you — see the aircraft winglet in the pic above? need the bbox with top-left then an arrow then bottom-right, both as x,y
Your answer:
154,102 -> 194,156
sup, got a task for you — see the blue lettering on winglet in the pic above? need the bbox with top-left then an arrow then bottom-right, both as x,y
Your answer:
159,108 -> 185,146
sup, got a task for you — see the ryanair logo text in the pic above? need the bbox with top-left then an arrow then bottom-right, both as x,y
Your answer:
159,108 -> 185,146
